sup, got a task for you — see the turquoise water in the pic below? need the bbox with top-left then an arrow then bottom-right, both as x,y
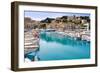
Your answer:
25,32 -> 90,61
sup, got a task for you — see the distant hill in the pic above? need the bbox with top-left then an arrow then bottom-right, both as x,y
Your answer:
24,15 -> 90,30
40,17 -> 55,23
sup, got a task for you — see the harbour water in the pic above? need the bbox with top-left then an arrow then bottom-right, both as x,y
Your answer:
25,31 -> 90,61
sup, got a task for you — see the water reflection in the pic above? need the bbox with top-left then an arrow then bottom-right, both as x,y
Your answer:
40,32 -> 90,47
25,47 -> 40,61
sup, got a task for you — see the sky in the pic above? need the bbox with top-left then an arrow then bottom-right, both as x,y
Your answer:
24,11 -> 90,21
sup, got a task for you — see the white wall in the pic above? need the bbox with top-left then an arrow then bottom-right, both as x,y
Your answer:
0,0 -> 99,73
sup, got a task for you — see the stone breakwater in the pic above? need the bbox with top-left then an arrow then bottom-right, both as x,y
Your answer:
24,30 -> 39,54
56,30 -> 90,42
